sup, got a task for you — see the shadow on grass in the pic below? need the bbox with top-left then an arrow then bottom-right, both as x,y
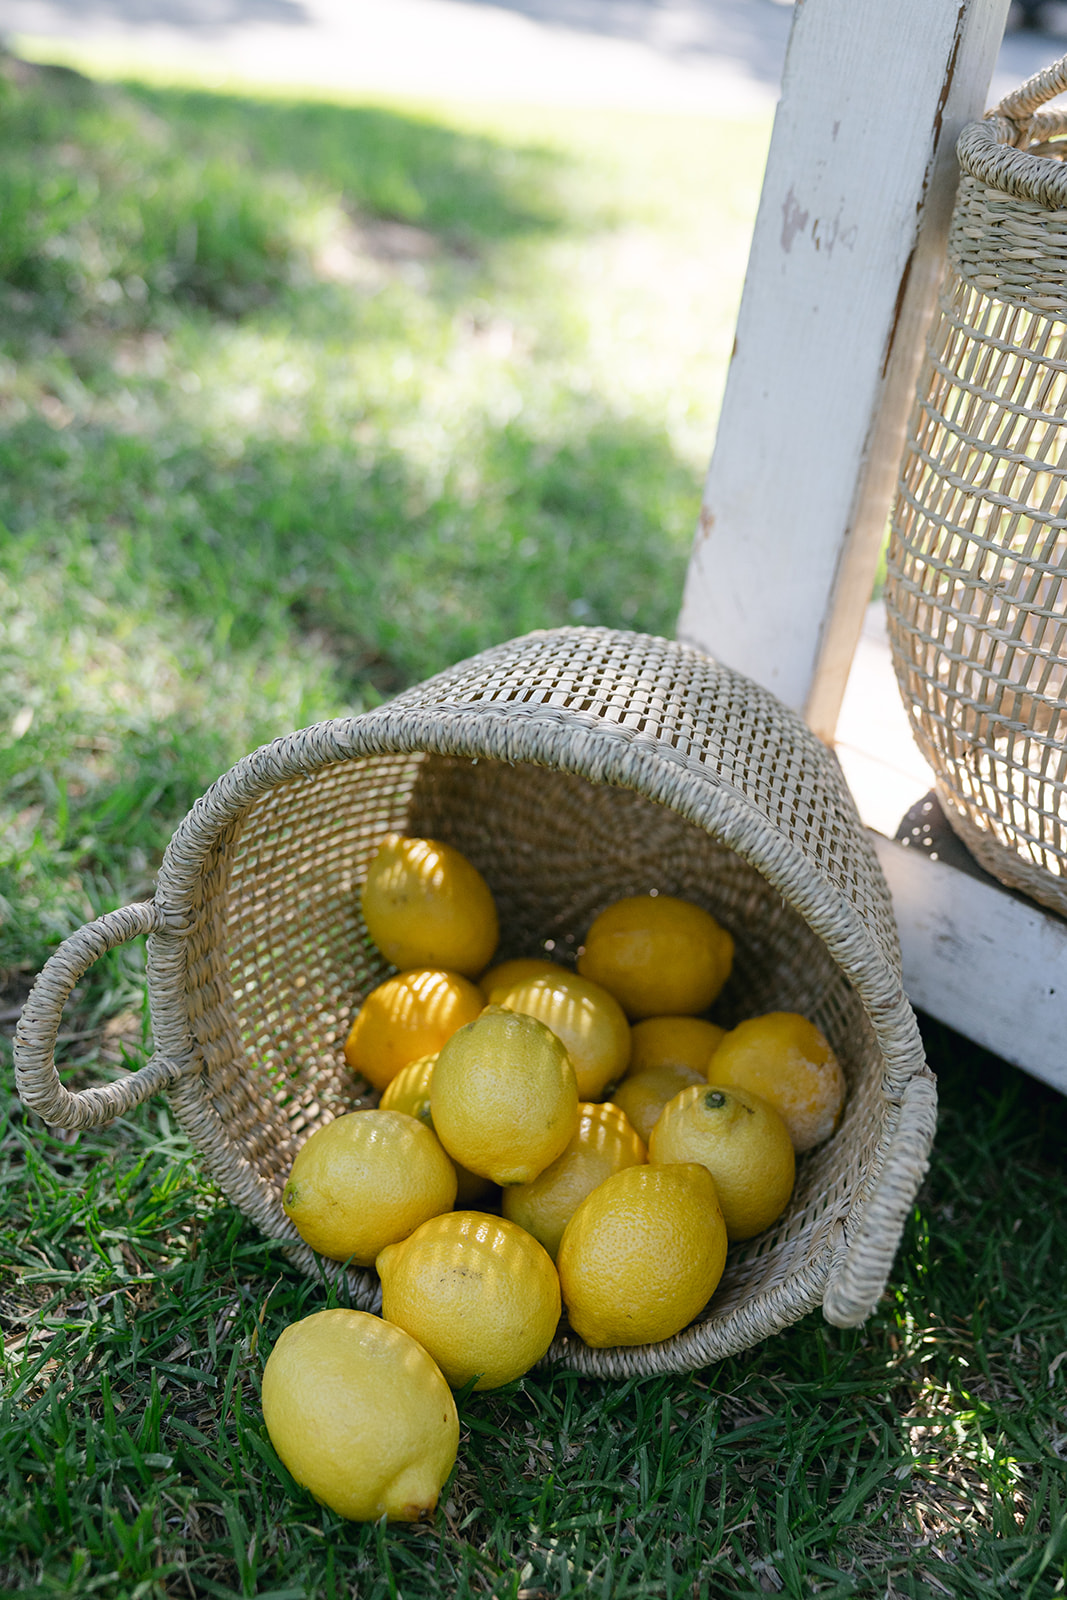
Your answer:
0,54 -> 572,327
0,53 -> 704,983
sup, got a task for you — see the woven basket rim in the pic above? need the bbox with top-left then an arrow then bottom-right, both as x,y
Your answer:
957,51 -> 1067,208
153,632 -> 913,1094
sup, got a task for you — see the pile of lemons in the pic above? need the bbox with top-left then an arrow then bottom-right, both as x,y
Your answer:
262,834 -> 847,1524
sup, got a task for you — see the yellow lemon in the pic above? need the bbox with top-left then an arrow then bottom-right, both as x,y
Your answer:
361,833 -> 498,977
629,1015 -> 726,1076
502,1101 -> 647,1260
379,1052 -> 494,1206
708,1011 -> 846,1153
577,894 -> 734,1019
343,967 -> 484,1092
649,1084 -> 795,1240
490,970 -> 631,1100
610,1063 -> 708,1143
262,1308 -> 458,1522
479,956 -> 563,1001
282,1109 -> 456,1264
430,1006 -> 579,1186
377,1211 -> 561,1390
378,1052 -> 439,1118
557,1163 -> 727,1348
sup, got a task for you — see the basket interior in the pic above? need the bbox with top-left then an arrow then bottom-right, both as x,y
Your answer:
178,750 -> 889,1328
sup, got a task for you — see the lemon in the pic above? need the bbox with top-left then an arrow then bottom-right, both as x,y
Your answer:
361,833 -> 498,977
610,1062 -> 708,1143
649,1084 -> 795,1240
502,1101 -> 647,1260
378,1052 -> 439,1118
378,1051 -> 494,1205
262,1308 -> 458,1522
479,956 -> 562,1001
629,1015 -> 726,1076
430,1006 -> 579,1186
577,894 -> 734,1019
490,969 -> 631,1100
708,1011 -> 846,1153
282,1109 -> 457,1264
343,967 -> 484,1092
377,1211 -> 561,1389
557,1163 -> 727,1347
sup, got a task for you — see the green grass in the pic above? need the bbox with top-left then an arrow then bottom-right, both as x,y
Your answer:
2,50 -> 1066,1600
3,1029 -> 1065,1598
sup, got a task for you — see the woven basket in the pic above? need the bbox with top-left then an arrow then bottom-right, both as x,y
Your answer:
884,55 -> 1067,916
14,628 -> 934,1376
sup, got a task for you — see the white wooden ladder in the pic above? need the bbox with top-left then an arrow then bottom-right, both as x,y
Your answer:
677,0 -> 1067,1092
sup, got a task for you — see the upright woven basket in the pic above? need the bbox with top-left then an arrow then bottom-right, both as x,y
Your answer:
15,628 -> 934,1376
884,56 -> 1067,915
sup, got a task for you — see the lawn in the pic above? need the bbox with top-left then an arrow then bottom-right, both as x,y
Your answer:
1,48 -> 1066,1600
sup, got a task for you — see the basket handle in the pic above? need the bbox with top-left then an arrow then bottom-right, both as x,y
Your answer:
13,901 -> 189,1130
995,51 -> 1067,132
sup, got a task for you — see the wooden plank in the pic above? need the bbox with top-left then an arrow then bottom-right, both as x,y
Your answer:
677,0 -> 1011,731
872,832 -> 1067,1094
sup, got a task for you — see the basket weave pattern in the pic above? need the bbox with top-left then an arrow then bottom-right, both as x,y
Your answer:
884,58 -> 1067,914
15,628 -> 934,1376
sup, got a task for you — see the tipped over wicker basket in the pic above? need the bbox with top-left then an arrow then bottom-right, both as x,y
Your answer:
14,628 -> 935,1376
884,55 -> 1067,916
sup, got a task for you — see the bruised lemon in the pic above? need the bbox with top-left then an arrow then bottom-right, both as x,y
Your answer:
379,1051 -> 494,1205
490,969 -> 631,1100
610,1062 -> 708,1143
430,1007 -> 579,1186
502,1101 -> 647,1260
708,1011 -> 846,1153
629,1015 -> 726,1077
262,1308 -> 458,1522
343,967 -> 484,1092
649,1084 -> 795,1240
377,1211 -> 561,1390
282,1109 -> 456,1264
557,1163 -> 727,1348
361,833 -> 498,977
577,894 -> 734,1019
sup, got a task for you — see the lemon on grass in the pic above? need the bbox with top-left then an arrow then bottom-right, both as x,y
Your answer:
262,1308 -> 458,1522
478,955 -> 562,1002
490,969 -> 631,1100
610,1062 -> 707,1144
629,1015 -> 726,1077
430,1006 -> 579,1186
377,1211 -> 561,1390
361,833 -> 498,978
502,1101 -> 647,1260
577,894 -> 734,1019
379,1052 -> 494,1206
708,1011 -> 846,1153
282,1109 -> 456,1264
343,967 -> 484,1092
557,1162 -> 727,1348
649,1084 -> 795,1241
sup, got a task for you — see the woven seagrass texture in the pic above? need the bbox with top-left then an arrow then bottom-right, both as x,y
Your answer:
15,627 -> 933,1375
884,55 -> 1067,916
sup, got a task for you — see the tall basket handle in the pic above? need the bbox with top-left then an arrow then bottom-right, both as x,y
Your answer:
995,50 -> 1067,131
14,901 -> 189,1130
